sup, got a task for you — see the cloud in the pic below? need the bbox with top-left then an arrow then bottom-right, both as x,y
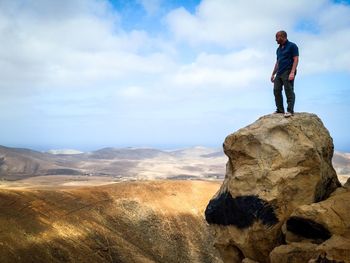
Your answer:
172,49 -> 268,88
2,0 -> 348,99
165,0 -> 350,75
137,0 -> 162,15
297,2 -> 350,74
300,29 -> 350,74
165,0 -> 326,48
317,1 -> 350,31
0,0 -> 349,150
0,0 -> 176,94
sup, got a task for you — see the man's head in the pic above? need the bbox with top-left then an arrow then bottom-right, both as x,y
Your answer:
275,30 -> 287,45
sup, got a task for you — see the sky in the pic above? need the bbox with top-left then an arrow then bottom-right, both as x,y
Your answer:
0,0 -> 350,152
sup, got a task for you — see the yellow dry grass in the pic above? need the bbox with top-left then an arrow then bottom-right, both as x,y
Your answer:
0,180 -> 223,263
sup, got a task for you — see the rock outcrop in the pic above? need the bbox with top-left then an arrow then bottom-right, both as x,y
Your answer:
205,113 -> 341,262
270,235 -> 350,263
271,186 -> 350,262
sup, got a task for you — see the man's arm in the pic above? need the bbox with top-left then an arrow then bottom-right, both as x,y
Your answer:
288,56 -> 299,81
271,61 -> 278,82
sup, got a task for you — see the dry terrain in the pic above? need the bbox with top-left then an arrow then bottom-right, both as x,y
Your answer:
0,146 -> 226,188
0,180 -> 223,263
0,145 -> 349,262
1,146 -> 348,188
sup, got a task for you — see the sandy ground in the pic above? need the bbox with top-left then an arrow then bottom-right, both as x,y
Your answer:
133,154 -> 226,179
0,172 -> 347,190
0,175 -> 122,190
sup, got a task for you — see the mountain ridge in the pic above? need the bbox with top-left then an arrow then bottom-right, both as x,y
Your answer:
0,145 -> 226,188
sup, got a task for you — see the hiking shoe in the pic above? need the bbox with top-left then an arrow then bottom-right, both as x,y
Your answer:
284,112 -> 293,118
274,110 -> 285,114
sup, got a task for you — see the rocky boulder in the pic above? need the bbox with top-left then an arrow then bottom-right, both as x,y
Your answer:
271,187 -> 350,262
269,242 -> 318,263
270,237 -> 350,263
205,113 -> 341,262
285,188 -> 350,242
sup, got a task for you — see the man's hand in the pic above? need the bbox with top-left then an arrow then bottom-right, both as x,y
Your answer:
271,75 -> 275,83
289,56 -> 298,81
288,72 -> 295,81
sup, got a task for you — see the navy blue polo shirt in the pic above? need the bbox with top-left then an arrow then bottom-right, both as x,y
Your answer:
276,40 -> 299,75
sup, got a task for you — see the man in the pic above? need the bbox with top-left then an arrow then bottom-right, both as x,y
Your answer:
271,30 -> 299,118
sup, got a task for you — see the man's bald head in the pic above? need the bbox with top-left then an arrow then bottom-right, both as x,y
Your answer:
275,30 -> 287,45
276,30 -> 287,38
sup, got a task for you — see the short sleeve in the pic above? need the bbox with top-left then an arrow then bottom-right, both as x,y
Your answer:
292,43 -> 299,57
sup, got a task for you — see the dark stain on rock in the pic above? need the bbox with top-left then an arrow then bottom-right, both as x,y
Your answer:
205,191 -> 278,228
286,216 -> 331,241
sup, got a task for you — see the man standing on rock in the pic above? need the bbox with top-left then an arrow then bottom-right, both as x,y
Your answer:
271,30 -> 299,118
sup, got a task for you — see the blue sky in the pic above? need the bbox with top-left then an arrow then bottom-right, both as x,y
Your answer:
0,0 -> 349,152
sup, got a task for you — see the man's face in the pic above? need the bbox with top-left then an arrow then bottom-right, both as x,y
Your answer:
275,33 -> 285,45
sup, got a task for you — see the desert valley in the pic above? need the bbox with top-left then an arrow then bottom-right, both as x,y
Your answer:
0,146 -> 227,189
0,145 -> 349,189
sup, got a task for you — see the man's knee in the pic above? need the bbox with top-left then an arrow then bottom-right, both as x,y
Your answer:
274,83 -> 283,93
284,82 -> 294,93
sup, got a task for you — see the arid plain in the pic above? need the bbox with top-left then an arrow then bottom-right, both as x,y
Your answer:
0,146 -> 226,189
0,146 -> 349,189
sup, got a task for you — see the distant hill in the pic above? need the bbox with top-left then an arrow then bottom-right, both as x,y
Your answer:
333,151 -> 350,175
87,147 -> 168,160
169,146 -> 221,158
0,145 -> 70,179
0,145 -> 226,182
0,145 -> 348,183
47,149 -> 84,155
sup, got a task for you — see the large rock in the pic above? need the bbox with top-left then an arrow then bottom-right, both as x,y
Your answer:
269,242 -> 318,263
313,235 -> 350,262
270,235 -> 350,263
205,113 -> 341,262
271,187 -> 350,262
285,188 -> 350,241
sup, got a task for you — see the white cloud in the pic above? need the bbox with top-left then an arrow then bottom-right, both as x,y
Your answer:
137,0 -> 162,15
119,85 -> 145,97
172,49 -> 268,88
0,0 -> 176,94
296,2 -> 350,74
0,0 -> 350,150
299,29 -> 350,74
1,0 -> 348,98
166,0 -> 350,75
165,0 -> 327,48
0,0 -> 116,21
317,2 -> 350,32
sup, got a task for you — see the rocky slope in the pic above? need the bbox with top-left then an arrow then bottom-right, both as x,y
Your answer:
205,113 -> 349,262
0,180 -> 222,263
